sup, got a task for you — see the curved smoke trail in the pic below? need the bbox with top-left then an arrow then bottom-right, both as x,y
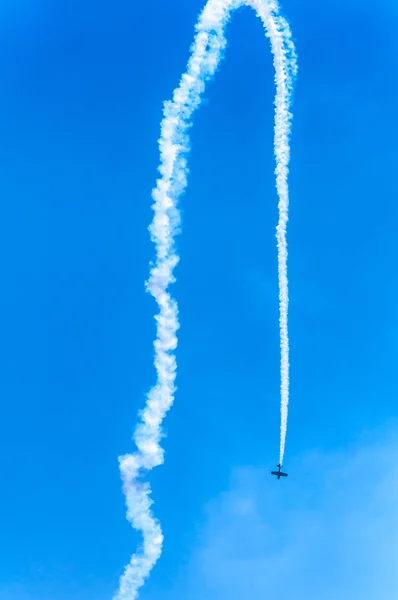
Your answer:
113,1 -> 296,599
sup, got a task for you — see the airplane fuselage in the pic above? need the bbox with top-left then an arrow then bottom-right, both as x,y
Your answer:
271,464 -> 288,479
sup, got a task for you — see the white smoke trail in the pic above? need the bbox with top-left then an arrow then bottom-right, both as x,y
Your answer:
248,0 -> 297,465
113,1 -> 296,599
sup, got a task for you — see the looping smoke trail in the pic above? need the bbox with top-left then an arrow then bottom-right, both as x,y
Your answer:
113,1 -> 296,598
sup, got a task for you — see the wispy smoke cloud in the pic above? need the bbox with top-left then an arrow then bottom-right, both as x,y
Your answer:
113,1 -> 296,599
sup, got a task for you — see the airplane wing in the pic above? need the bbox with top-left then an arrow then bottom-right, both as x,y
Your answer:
271,471 -> 278,475
280,472 -> 288,477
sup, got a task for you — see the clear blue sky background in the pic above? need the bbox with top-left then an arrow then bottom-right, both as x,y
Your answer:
1,0 -> 397,599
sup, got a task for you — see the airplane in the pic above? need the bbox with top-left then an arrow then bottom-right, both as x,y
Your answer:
271,464 -> 288,479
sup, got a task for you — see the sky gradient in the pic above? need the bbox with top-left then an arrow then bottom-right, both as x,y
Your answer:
0,0 -> 397,598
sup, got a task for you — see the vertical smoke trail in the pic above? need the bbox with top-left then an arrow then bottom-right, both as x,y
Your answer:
113,1 -> 296,599
247,0 -> 297,466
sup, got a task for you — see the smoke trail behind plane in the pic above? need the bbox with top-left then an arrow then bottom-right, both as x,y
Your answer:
113,1 -> 296,599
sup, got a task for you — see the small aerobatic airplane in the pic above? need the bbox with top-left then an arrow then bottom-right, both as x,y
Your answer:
271,464 -> 288,479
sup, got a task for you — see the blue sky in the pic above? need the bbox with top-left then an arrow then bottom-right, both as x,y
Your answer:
0,0 -> 397,598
